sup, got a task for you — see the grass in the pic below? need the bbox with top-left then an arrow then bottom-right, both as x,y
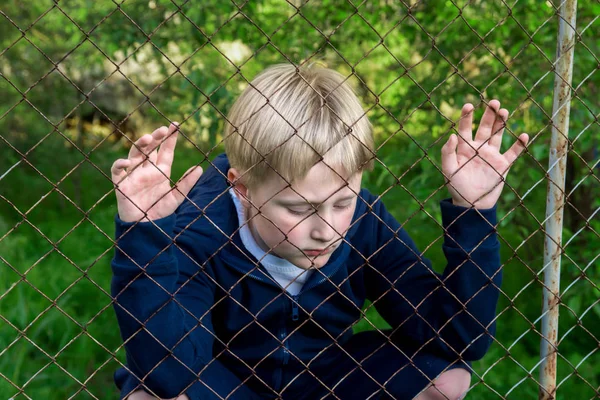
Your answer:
0,147 -> 597,399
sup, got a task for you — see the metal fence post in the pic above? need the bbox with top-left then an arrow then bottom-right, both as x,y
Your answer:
539,1 -> 578,399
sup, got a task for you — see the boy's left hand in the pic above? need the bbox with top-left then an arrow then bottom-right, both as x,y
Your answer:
441,99 -> 529,209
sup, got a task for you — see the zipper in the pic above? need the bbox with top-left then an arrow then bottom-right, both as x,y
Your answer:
228,260 -> 346,367
281,330 -> 290,365
272,330 -> 284,391
291,295 -> 300,321
228,264 -> 291,381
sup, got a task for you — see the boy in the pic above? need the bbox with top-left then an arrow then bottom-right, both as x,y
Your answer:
110,63 -> 528,399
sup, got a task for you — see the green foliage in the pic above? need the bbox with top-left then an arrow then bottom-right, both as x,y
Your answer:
1,0 -> 598,398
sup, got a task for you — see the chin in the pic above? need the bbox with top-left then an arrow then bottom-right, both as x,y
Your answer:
302,256 -> 330,269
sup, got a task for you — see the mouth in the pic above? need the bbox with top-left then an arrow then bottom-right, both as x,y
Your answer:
304,247 -> 335,256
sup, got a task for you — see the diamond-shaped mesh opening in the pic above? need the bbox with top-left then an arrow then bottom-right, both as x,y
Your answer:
2,1 -> 599,399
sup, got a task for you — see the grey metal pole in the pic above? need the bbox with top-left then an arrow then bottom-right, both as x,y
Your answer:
539,1 -> 577,399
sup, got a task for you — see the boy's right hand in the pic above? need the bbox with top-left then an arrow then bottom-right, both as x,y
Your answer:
110,123 -> 203,223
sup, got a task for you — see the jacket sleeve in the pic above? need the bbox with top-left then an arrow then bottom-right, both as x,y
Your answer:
111,211 -> 218,398
365,196 -> 501,361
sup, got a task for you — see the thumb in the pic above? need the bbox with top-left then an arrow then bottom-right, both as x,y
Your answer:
441,134 -> 458,178
173,166 -> 203,206
504,133 -> 529,166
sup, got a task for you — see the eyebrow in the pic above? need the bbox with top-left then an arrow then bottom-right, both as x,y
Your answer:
277,194 -> 357,207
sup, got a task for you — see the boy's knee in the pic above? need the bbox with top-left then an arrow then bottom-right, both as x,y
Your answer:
415,368 -> 471,400
126,390 -> 190,400
126,390 -> 156,400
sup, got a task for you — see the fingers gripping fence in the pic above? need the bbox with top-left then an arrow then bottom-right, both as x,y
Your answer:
0,1 -> 598,399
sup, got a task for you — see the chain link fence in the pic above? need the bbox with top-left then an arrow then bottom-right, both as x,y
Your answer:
0,0 -> 598,399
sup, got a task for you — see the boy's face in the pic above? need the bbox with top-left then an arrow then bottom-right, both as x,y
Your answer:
228,162 -> 362,270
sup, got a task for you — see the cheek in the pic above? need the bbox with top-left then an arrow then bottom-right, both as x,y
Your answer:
277,216 -> 308,243
341,212 -> 354,233
257,214 -> 301,245
330,210 -> 355,237
265,214 -> 313,249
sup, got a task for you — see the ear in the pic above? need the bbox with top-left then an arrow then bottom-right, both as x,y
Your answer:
227,168 -> 252,208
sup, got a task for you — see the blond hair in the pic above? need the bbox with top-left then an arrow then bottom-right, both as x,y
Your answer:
224,63 -> 375,190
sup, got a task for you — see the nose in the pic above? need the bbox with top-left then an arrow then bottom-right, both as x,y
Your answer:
310,208 -> 337,243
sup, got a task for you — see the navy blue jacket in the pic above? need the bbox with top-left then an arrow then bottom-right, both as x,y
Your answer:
111,153 -> 500,399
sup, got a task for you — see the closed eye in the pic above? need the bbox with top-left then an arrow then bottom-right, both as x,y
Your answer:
287,204 -> 352,216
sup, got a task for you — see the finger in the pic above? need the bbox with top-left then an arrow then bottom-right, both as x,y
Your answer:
143,126 -> 169,168
457,103 -> 474,152
128,134 -> 152,168
145,148 -> 158,168
441,134 -> 458,178
157,122 -> 180,174
475,99 -> 501,143
111,158 -> 131,185
503,133 -> 529,166
172,166 -> 203,206
490,108 -> 508,150
143,143 -> 159,169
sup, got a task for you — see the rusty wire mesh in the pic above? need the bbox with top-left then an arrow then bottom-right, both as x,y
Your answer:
0,0 -> 599,399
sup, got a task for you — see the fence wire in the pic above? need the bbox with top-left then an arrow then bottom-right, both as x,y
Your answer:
0,1 -> 598,399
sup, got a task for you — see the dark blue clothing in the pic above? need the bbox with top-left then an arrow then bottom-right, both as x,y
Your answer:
111,153 -> 500,399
